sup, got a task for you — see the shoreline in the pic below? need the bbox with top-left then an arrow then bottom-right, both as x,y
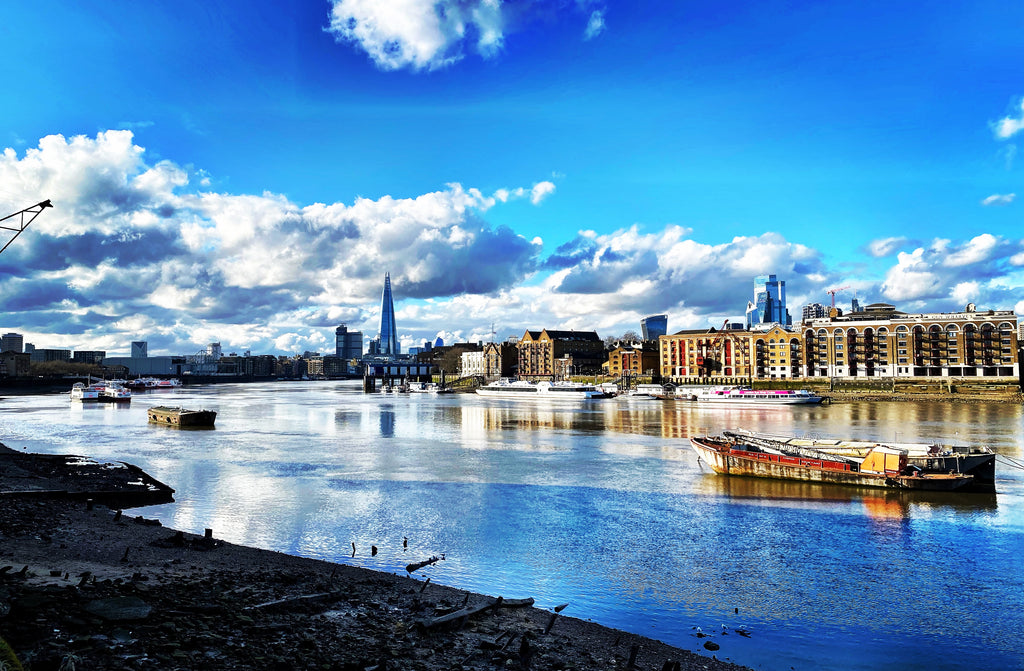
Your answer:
0,446 -> 751,671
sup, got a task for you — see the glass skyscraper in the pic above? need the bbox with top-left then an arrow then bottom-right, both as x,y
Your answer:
378,273 -> 399,356
640,314 -> 668,340
749,274 -> 791,327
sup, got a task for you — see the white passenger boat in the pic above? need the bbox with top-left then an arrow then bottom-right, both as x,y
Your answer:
101,383 -> 132,402
694,386 -> 825,406
69,382 -> 101,402
476,379 -> 608,400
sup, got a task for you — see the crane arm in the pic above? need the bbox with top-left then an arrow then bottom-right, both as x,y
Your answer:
0,199 -> 52,255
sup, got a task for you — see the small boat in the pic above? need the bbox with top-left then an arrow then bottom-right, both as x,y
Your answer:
725,429 -> 996,493
690,434 -> 974,491
147,406 -> 216,427
69,382 -> 101,402
154,378 -> 182,388
407,382 -> 453,394
624,383 -> 672,399
100,383 -> 132,403
476,379 -> 608,400
693,386 -> 825,406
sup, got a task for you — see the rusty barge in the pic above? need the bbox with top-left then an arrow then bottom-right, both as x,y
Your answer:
723,429 -> 996,492
690,434 -> 975,491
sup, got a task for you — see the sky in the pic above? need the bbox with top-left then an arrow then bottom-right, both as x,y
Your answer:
0,0 -> 1022,357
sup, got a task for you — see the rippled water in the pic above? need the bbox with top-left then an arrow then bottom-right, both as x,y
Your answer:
2,382 -> 1022,671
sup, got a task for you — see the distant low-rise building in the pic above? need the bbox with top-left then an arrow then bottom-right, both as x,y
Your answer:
1,333 -> 24,354
72,350 -> 106,365
461,350 -> 486,376
518,329 -> 604,379
483,341 -> 517,379
0,352 -> 31,377
607,342 -> 660,378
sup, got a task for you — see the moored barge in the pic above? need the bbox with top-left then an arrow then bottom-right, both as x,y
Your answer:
724,429 -> 996,493
147,406 -> 217,428
690,434 -> 974,491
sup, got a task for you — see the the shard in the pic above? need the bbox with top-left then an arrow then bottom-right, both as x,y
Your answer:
378,272 -> 399,356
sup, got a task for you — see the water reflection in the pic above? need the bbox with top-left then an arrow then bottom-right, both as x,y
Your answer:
1,384 -> 1022,671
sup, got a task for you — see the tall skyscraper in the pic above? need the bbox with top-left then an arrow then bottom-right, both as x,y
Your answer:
750,274 -> 791,327
378,273 -> 399,356
640,315 -> 668,340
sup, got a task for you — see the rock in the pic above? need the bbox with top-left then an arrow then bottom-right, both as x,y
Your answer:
703,641 -> 721,651
83,596 -> 152,621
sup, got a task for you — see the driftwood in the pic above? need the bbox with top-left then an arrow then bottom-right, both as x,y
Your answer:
405,555 -> 443,573
416,596 -> 536,632
417,596 -> 502,630
245,589 -> 347,611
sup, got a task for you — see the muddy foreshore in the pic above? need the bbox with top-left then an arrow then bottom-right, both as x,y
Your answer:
0,444 -> 750,671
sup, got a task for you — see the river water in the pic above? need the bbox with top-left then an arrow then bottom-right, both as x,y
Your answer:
2,382 -> 1022,671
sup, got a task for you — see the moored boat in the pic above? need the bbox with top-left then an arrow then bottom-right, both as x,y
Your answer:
476,379 -> 608,400
690,434 -> 974,491
147,405 -> 216,427
407,382 -> 453,394
69,382 -> 101,402
725,429 -> 996,492
693,386 -> 825,405
100,383 -> 132,403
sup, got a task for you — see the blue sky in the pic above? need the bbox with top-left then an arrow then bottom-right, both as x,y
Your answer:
1,1 -> 1022,356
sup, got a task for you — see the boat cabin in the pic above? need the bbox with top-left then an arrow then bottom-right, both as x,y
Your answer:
859,446 -> 908,475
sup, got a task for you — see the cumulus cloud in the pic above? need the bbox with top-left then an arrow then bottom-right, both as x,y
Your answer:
0,131 -> 545,354
994,98 -> 1024,139
530,181 -> 555,204
325,1 -> 603,71
981,193 -> 1015,206
880,235 -> 1021,305
5,131 -> 1024,356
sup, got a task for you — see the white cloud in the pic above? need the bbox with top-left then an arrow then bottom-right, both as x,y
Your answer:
583,10 -> 605,40
881,249 -> 938,301
866,237 -> 908,258
943,233 -> 999,267
950,281 -> 979,305
981,193 -> 1015,206
530,181 -> 556,204
326,0 -> 505,71
995,98 -> 1024,139
325,1 -> 604,71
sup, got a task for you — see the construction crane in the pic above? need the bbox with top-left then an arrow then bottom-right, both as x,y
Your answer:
698,320 -> 732,377
825,285 -> 850,309
0,200 -> 52,255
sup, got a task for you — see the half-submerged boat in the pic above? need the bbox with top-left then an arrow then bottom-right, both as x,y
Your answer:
724,429 -> 996,493
147,406 -> 217,428
690,433 -> 974,491
476,379 -> 608,400
692,385 -> 825,405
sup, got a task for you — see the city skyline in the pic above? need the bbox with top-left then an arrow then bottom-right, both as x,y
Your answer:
1,2 -> 1022,356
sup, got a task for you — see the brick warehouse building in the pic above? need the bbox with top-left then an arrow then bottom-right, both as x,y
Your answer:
659,304 -> 1019,381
